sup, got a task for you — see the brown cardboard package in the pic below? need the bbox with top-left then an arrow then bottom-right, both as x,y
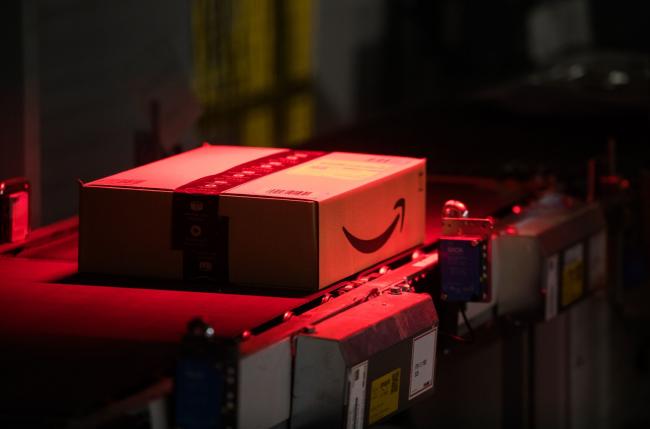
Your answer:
79,145 -> 425,290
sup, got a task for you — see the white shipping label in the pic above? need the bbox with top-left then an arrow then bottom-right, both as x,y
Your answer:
409,328 -> 437,400
286,159 -> 392,180
588,230 -> 607,289
346,361 -> 368,429
545,254 -> 559,320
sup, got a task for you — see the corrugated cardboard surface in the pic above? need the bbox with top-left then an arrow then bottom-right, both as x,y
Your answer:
80,145 -> 425,290
318,160 -> 425,287
89,145 -> 286,190
220,195 -> 319,289
80,186 -> 181,279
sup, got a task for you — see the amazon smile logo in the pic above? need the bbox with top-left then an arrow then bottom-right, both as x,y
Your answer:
342,198 -> 405,253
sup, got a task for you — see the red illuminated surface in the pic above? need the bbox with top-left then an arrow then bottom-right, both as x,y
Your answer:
0,258 -> 308,343
0,255 -> 319,416
2,178 -> 519,345
505,225 -> 518,235
0,177 -> 521,417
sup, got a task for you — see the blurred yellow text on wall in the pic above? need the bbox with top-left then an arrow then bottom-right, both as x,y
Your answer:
192,0 -> 315,147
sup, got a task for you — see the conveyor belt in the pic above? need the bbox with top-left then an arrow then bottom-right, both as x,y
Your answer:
1,177 -> 525,341
0,254 -> 345,420
0,259 -> 324,343
0,178 -> 525,422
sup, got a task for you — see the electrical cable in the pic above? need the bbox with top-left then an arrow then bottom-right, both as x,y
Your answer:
459,305 -> 475,343
441,305 -> 475,344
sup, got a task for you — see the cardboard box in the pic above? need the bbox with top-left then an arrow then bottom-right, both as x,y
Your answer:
79,145 -> 425,290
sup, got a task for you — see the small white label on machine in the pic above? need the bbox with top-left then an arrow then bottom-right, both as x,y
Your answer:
409,328 -> 436,399
347,360 -> 368,429
588,231 -> 606,289
545,254 -> 559,320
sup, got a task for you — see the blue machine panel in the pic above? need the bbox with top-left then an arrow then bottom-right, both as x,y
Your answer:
439,236 -> 487,302
175,357 -> 223,429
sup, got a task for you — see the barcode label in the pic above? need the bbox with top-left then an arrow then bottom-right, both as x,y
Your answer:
545,254 -> 559,320
347,361 -> 368,429
265,188 -> 314,198
391,371 -> 399,393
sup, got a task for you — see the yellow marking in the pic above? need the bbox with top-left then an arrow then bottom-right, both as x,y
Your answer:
369,368 -> 400,424
562,251 -> 584,306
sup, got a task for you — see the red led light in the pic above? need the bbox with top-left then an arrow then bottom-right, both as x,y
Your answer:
512,205 -> 522,215
505,226 -> 518,235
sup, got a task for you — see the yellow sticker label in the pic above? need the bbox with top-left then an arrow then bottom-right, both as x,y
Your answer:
287,159 -> 391,180
368,368 -> 400,424
561,243 -> 584,306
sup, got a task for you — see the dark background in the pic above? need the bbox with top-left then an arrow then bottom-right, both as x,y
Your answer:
0,1 -> 648,428
1,0 -> 648,226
